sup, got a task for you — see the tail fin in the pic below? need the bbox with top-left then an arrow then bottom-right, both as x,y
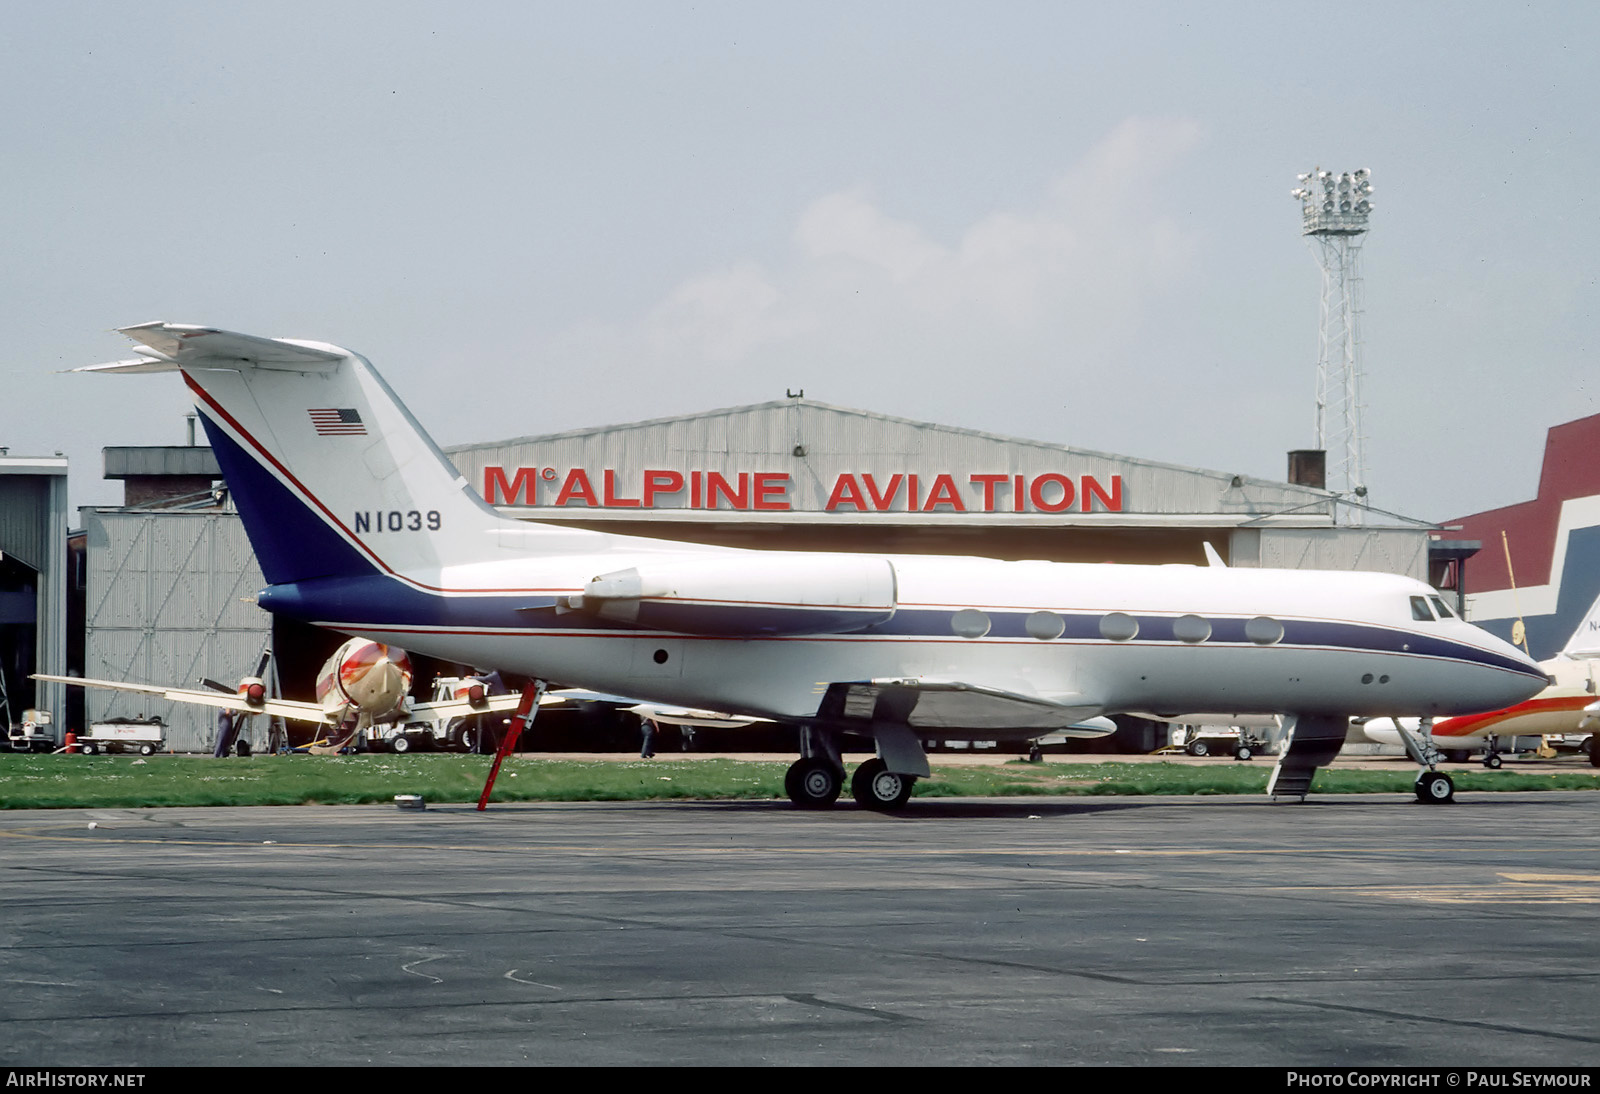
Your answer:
1560,589 -> 1600,660
86,323 -> 578,586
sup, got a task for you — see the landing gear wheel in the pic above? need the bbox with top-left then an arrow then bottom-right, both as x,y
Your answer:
1415,771 -> 1455,803
785,758 -> 842,809
850,758 -> 916,811
391,734 -> 412,754
1234,746 -> 1253,761
1483,753 -> 1503,769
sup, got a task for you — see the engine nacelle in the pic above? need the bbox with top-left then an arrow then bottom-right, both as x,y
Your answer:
570,555 -> 897,636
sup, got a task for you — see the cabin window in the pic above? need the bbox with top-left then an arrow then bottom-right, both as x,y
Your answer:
1245,616 -> 1284,645
1025,611 -> 1065,640
1410,596 -> 1434,621
950,609 -> 991,639
1099,612 -> 1140,641
1430,596 -> 1454,619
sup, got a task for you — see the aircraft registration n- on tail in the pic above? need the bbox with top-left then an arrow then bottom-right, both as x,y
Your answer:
80,323 -> 1547,808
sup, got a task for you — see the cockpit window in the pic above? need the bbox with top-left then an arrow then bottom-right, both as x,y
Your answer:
1410,596 -> 1435,621
1430,596 -> 1455,619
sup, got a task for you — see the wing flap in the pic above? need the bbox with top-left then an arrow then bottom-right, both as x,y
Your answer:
403,692 -> 562,722
820,678 -> 1111,736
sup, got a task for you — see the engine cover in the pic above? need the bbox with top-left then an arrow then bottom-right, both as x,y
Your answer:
576,555 -> 897,636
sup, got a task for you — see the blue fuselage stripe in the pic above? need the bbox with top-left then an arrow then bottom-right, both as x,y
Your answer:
256,576 -> 1545,680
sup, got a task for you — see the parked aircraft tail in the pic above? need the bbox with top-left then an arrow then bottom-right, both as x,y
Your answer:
1557,589 -> 1600,660
83,323 -> 601,586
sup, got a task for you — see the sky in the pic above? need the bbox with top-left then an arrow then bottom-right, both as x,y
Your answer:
3,1 -> 1595,524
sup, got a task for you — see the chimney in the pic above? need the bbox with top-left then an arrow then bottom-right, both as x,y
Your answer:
1288,449 -> 1326,490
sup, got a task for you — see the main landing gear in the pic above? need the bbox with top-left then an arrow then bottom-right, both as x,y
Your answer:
782,756 -> 919,811
784,757 -> 842,809
783,726 -> 923,812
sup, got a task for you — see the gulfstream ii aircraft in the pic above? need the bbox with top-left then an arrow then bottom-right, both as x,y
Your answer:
82,323 -> 1547,808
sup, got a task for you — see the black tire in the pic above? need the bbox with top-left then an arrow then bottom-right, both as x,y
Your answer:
850,758 -> 915,811
1415,771 -> 1455,804
81,742 -> 97,755
1188,739 -> 1210,757
1483,754 -> 1503,769
139,743 -> 155,756
784,758 -> 841,809
458,724 -> 477,754
1234,746 -> 1253,761
391,734 -> 412,754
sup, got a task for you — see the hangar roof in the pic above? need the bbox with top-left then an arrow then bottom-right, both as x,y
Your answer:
445,398 -> 1427,530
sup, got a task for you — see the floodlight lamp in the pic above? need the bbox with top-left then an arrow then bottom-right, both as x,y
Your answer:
1355,200 -> 1370,213
1298,173 -> 1311,181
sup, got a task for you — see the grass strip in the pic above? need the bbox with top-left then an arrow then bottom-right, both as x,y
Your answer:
3,754 -> 1599,810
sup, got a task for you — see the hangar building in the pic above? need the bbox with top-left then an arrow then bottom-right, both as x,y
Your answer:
444,398 -> 1434,575
1446,412 -> 1600,660
0,454 -> 70,736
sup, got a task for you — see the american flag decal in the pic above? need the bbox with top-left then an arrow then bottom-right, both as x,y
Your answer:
308,408 -> 367,436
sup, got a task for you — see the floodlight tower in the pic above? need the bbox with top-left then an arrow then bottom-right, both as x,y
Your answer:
1290,167 -> 1374,516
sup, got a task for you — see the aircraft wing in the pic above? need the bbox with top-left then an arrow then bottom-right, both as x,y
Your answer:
540,689 -> 766,729
32,674 -> 331,723
821,679 -> 1112,737
402,691 -> 564,723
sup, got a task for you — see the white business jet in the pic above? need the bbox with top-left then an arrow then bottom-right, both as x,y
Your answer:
78,324 -> 1546,808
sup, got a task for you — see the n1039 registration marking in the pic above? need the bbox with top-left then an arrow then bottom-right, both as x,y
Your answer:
355,510 -> 441,533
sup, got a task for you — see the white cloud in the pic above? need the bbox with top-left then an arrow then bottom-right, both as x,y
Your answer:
543,116 -> 1208,406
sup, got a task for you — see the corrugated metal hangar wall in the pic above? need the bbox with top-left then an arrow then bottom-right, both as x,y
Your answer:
81,509 -> 269,752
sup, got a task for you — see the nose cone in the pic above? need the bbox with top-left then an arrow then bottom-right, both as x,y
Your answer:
338,642 -> 415,716
1472,629 -> 1548,708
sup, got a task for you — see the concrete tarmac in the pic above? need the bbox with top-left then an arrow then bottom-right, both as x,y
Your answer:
3,789 -> 1600,1067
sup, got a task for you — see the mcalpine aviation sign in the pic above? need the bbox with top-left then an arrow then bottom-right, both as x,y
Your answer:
482,466 -> 1124,514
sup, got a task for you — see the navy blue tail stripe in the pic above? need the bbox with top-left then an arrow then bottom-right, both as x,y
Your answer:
200,412 -> 380,586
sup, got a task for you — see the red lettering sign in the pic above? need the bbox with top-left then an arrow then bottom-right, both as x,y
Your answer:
485,465 -> 1125,514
